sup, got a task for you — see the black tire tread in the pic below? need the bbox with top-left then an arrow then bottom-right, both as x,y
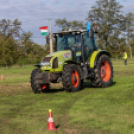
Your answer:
62,64 -> 81,92
30,69 -> 49,93
91,55 -> 113,88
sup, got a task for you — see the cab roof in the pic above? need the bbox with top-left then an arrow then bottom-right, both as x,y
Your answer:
53,30 -> 87,35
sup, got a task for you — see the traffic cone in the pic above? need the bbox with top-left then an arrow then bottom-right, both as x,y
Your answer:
1,74 -> 4,80
47,109 -> 57,131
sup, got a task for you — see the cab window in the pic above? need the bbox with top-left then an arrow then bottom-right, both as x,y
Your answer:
83,33 -> 94,62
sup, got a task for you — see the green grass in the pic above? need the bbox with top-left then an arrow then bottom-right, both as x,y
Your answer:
0,65 -> 35,85
0,59 -> 134,134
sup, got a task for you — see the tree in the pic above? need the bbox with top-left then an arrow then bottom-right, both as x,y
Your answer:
0,19 -> 21,39
0,19 -> 47,66
87,0 -> 125,52
0,37 -> 19,67
125,12 -> 134,58
55,18 -> 85,31
19,31 -> 46,64
0,19 -> 22,67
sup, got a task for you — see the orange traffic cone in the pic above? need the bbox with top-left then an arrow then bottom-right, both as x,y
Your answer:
47,109 -> 57,131
1,74 -> 4,80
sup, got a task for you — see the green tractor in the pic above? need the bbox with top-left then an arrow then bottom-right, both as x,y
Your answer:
30,29 -> 113,93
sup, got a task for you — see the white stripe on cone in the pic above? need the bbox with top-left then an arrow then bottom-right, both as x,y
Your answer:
48,117 -> 54,122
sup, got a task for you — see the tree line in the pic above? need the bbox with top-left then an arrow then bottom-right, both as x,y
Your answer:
55,0 -> 134,58
0,19 -> 49,67
1,0 -> 134,67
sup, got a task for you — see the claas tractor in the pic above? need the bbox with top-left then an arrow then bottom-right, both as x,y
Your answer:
30,28 -> 113,93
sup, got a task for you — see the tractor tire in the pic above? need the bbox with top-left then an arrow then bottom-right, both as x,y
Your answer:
30,69 -> 49,93
91,55 -> 113,87
62,64 -> 82,92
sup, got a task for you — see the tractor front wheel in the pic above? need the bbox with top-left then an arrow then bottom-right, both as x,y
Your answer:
31,69 -> 49,93
62,64 -> 81,92
91,55 -> 113,87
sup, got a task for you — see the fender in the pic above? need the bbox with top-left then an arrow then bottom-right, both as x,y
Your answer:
90,50 -> 111,68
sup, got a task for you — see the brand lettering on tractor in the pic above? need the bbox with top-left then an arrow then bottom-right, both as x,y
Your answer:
48,117 -> 54,122
63,52 -> 71,59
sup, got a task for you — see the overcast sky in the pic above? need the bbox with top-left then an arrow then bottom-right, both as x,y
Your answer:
0,0 -> 133,45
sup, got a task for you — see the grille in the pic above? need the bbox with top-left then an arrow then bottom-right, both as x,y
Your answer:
43,57 -> 53,62
52,57 -> 58,69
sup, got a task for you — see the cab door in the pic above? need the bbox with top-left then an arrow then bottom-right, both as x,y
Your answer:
83,33 -> 95,64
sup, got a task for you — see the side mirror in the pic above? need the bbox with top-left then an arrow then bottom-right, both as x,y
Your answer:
94,25 -> 98,33
89,29 -> 94,38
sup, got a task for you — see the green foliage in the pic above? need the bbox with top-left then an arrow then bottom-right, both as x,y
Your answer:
0,19 -> 21,38
55,18 -> 85,31
0,19 -> 49,66
87,0 -> 125,52
125,12 -> 134,58
55,0 -> 134,58
0,37 -> 19,66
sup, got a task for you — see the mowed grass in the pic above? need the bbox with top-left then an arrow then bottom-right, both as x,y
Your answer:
0,59 -> 134,134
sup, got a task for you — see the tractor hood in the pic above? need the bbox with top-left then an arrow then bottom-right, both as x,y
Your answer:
39,50 -> 72,72
46,50 -> 72,58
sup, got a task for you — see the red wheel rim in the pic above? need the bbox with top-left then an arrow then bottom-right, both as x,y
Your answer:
100,60 -> 111,82
41,84 -> 47,90
71,70 -> 79,88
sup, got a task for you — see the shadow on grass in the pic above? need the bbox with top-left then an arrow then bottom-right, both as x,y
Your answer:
82,81 -> 116,89
43,88 -> 64,93
42,81 -> 117,93
44,81 -> 93,93
55,124 -> 60,129
111,81 -> 116,86
82,81 -> 94,89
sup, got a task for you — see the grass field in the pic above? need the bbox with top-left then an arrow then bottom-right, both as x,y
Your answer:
0,59 -> 134,134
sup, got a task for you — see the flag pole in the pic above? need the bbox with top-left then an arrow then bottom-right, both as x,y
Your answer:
49,19 -> 53,53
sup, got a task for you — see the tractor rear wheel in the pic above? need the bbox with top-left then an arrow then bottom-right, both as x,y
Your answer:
91,55 -> 113,87
31,69 -> 49,93
62,64 -> 81,92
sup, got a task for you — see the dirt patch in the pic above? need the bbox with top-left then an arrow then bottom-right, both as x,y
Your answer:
0,83 -> 31,95
0,83 -> 64,96
51,83 -> 63,89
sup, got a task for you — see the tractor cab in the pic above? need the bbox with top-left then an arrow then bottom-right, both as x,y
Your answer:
52,30 -> 98,65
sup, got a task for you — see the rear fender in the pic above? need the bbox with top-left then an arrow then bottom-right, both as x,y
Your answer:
90,50 -> 111,68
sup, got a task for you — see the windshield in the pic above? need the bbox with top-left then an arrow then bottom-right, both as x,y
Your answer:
83,33 -> 94,50
57,34 -> 81,51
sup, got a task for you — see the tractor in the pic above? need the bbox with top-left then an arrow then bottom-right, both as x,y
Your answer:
30,28 -> 113,93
